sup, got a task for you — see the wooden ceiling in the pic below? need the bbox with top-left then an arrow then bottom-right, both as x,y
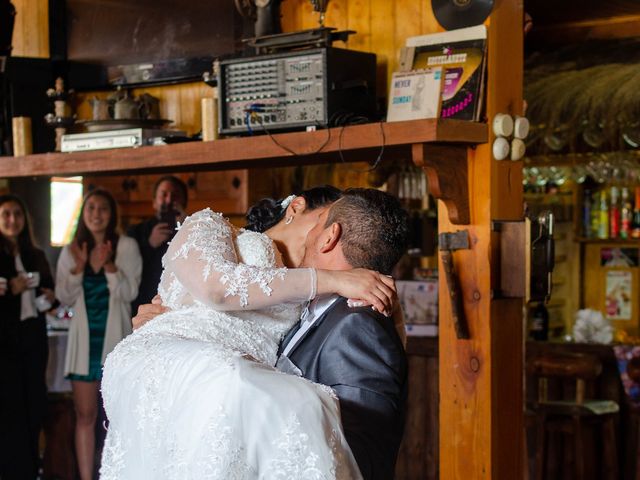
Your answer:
525,0 -> 640,46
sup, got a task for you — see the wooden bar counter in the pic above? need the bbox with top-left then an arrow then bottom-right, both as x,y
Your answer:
395,338 -> 636,480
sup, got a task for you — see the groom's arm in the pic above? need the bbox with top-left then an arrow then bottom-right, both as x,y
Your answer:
132,296 -> 169,330
320,310 -> 407,480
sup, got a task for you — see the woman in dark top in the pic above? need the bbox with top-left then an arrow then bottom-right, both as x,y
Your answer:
0,194 -> 55,480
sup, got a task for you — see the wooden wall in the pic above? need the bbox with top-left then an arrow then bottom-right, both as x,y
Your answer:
282,0 -> 443,94
11,0 -> 49,58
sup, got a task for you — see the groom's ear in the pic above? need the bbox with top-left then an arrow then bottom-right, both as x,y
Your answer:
319,222 -> 341,254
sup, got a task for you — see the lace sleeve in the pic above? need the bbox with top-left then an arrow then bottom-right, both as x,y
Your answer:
165,209 -> 316,310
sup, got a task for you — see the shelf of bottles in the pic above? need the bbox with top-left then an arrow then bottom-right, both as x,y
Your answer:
581,183 -> 640,242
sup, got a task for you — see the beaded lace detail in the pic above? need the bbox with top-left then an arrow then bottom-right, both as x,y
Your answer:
100,208 -> 360,479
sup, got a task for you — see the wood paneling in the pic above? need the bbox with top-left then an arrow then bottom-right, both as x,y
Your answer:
436,2 -> 525,479
396,336 -> 439,480
11,0 -> 49,58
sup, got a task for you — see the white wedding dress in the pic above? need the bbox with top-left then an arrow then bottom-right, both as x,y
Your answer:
100,209 -> 361,480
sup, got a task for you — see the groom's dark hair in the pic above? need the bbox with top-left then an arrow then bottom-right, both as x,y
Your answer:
325,188 -> 409,275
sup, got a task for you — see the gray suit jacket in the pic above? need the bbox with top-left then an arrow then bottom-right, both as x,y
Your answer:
276,297 -> 408,480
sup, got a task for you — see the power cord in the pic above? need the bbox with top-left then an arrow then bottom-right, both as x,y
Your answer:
242,105 -> 385,171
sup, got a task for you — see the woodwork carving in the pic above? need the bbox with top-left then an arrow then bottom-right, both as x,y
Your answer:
412,143 -> 470,225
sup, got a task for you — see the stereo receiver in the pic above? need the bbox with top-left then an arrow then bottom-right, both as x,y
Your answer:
217,47 -> 376,135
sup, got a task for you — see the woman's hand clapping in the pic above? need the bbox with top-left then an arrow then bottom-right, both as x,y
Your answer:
90,240 -> 115,273
70,241 -> 88,275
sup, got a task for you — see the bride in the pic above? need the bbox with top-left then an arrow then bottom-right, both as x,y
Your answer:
99,186 -> 396,479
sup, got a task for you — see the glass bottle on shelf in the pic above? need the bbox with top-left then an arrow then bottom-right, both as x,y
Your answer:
610,186 -> 620,239
632,186 -> 640,239
582,188 -> 592,238
621,187 -> 632,239
598,190 -> 609,239
530,302 -> 549,341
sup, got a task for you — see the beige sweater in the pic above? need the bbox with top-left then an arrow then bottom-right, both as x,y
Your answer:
56,236 -> 142,377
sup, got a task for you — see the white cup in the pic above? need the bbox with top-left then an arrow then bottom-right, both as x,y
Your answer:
26,271 -> 40,289
35,294 -> 52,312
0,276 -> 7,296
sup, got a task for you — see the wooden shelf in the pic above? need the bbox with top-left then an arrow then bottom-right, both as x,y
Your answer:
2,118 -> 486,225
0,119 -> 486,178
575,237 -> 640,244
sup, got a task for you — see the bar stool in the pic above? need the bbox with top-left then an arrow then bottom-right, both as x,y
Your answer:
527,352 -> 619,480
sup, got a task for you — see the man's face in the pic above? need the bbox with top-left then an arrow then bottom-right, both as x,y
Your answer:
300,207 -> 331,268
153,180 -> 185,215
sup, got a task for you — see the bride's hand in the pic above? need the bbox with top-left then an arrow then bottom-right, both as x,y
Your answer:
317,269 -> 396,316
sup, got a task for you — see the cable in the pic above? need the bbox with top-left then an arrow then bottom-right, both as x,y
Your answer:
249,110 -> 332,157
337,120 -> 386,173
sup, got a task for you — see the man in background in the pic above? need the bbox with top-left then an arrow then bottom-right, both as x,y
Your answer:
127,175 -> 187,315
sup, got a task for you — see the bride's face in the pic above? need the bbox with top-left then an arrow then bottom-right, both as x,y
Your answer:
285,205 -> 331,267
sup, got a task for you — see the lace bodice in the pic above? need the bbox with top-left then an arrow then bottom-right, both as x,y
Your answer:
147,208 -> 313,365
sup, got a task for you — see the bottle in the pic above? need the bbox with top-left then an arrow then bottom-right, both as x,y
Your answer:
582,188 -> 592,238
598,190 -> 609,239
632,186 -> 640,239
621,187 -> 632,239
530,303 -> 549,341
609,186 -> 620,239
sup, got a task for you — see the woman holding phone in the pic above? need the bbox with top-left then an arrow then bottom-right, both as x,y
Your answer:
56,189 -> 141,480
0,194 -> 55,479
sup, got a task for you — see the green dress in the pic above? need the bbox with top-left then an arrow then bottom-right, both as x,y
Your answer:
67,266 -> 109,382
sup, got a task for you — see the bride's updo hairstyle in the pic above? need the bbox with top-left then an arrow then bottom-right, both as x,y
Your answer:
245,185 -> 342,233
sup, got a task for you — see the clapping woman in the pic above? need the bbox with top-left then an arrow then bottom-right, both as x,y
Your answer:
56,189 -> 141,480
0,194 -> 55,479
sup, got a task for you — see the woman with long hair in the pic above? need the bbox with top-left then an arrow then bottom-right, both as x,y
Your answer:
0,194 -> 55,479
56,189 -> 141,480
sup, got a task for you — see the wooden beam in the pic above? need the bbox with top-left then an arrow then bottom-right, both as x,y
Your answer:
527,14 -> 640,44
437,0 -> 524,478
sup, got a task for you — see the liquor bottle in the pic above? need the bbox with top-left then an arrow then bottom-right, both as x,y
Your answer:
582,188 -> 592,238
621,187 -> 632,239
610,186 -> 620,239
632,186 -> 640,239
590,191 -> 600,238
530,303 -> 549,341
598,190 -> 609,239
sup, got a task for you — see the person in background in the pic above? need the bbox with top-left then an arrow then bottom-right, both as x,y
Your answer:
127,175 -> 187,315
0,194 -> 55,480
56,189 -> 141,480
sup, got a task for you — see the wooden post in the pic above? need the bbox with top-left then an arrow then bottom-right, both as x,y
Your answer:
429,1 -> 524,478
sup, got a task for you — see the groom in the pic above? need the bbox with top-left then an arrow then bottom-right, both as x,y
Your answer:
134,188 -> 409,480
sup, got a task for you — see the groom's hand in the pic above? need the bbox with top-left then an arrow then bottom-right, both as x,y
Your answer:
132,295 -> 169,330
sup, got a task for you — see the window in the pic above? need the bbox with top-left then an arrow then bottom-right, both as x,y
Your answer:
51,177 -> 83,247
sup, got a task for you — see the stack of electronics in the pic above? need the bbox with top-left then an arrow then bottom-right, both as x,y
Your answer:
216,0 -> 378,135
216,47 -> 376,135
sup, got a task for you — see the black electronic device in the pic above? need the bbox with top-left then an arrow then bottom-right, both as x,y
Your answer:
159,203 -> 179,230
217,47 -> 377,135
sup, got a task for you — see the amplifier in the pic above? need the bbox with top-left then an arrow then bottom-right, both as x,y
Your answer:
217,47 -> 377,135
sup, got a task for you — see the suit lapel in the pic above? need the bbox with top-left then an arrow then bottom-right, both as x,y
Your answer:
282,297 -> 345,358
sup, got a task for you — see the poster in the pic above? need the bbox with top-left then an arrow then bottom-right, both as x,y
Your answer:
606,270 -> 633,320
600,247 -> 639,267
387,68 -> 443,122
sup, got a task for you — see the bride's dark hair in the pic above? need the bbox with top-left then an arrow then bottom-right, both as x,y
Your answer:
245,185 -> 342,233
